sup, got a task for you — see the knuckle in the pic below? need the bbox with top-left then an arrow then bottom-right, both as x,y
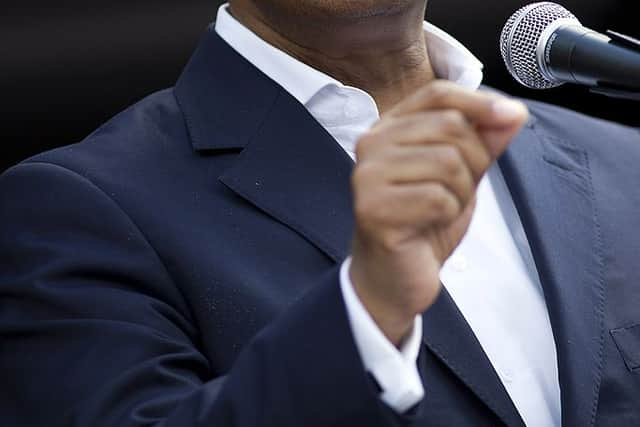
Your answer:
354,192 -> 393,233
439,110 -> 467,134
427,184 -> 460,220
355,134 -> 377,158
353,199 -> 368,222
425,80 -> 453,103
438,147 -> 464,177
353,192 -> 376,221
379,231 -> 401,252
352,162 -> 376,189
472,153 -> 491,182
428,185 -> 448,211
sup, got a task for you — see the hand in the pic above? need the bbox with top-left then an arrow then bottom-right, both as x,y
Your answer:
349,81 -> 528,346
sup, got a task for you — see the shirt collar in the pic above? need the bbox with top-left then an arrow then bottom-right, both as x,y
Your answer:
214,3 -> 484,106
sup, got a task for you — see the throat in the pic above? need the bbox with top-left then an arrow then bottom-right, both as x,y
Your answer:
228,0 -> 436,114
280,31 -> 436,114
330,44 -> 436,114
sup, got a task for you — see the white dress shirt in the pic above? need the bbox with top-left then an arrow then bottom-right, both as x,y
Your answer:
215,4 -> 561,425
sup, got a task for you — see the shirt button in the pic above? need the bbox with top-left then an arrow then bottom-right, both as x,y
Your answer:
450,255 -> 469,272
501,369 -> 515,384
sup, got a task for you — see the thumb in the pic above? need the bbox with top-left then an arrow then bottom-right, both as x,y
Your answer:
439,195 -> 477,261
477,98 -> 529,159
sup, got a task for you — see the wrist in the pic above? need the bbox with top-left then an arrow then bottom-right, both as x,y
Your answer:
349,257 -> 417,347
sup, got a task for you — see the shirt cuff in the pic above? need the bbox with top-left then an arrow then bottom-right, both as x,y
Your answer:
339,257 -> 425,413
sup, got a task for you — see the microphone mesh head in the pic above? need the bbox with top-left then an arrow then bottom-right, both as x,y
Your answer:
500,2 -> 579,89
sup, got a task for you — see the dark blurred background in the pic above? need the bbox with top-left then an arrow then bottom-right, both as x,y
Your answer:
1,1 -> 638,172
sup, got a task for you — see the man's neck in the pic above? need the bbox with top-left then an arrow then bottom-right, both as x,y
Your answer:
228,1 -> 435,113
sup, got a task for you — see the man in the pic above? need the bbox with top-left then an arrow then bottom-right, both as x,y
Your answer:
1,1 -> 639,426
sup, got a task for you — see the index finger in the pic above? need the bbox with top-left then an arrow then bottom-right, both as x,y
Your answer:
385,80 -> 528,129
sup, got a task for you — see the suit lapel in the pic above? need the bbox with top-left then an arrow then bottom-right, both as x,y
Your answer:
218,91 -> 355,262
499,121 -> 606,427
175,28 -> 354,263
423,288 -> 526,427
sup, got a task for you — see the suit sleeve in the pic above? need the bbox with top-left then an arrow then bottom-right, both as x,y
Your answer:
0,162 -> 409,427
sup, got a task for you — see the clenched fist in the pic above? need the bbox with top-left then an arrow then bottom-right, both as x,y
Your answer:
349,81 -> 529,346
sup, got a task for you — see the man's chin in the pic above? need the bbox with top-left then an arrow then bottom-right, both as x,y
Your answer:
328,0 -> 418,19
256,0 -> 421,21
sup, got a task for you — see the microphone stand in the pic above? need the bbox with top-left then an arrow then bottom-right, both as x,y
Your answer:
589,31 -> 640,101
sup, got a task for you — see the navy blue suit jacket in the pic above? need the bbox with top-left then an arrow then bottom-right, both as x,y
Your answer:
2,28 -> 640,427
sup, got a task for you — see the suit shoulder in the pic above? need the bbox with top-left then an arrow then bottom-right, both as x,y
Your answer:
2,87 -> 217,222
523,98 -> 640,153
25,88 -> 191,177
520,98 -> 640,189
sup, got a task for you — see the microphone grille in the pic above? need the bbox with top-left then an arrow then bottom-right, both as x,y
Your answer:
500,2 -> 579,89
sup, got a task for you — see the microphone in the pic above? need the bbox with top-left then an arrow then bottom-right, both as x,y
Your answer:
500,2 -> 640,99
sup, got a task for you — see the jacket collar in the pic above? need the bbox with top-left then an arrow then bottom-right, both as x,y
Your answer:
175,25 -> 282,151
175,28 -> 355,261
213,4 -> 484,108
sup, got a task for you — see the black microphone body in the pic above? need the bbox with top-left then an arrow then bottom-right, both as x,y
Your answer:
547,25 -> 640,91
